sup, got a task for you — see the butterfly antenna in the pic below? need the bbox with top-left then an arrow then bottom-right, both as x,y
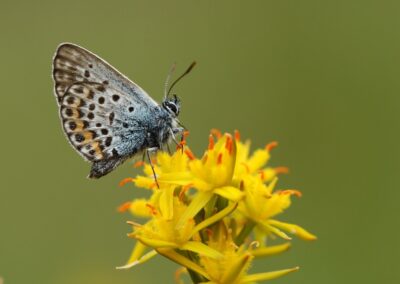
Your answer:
167,61 -> 196,98
164,62 -> 177,101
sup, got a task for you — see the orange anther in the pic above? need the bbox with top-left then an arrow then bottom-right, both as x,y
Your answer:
184,149 -> 195,160
179,183 -> 193,200
217,153 -> 223,164
119,178 -> 134,187
146,203 -> 158,215
239,180 -> 245,191
274,166 -> 289,174
259,170 -> 266,180
265,141 -> 279,152
117,201 -> 131,213
225,134 -> 233,152
183,130 -> 190,138
234,130 -> 241,141
279,189 -> 302,198
210,128 -> 222,138
208,134 -> 215,150
133,161 -> 145,168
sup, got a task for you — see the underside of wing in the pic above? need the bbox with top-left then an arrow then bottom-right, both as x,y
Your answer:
52,43 -> 158,106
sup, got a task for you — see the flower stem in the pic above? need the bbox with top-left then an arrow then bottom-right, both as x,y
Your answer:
235,219 -> 256,246
181,250 -> 207,283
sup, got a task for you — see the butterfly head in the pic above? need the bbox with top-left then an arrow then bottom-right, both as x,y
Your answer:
162,94 -> 181,117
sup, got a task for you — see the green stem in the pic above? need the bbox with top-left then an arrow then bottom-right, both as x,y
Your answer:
181,250 -> 207,284
235,219 -> 256,246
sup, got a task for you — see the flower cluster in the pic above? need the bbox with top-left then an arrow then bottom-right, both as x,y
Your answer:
117,130 -> 316,283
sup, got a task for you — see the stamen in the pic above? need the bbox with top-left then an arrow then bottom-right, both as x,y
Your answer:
259,170 -> 266,180
225,134 -> 233,154
119,178 -> 134,187
265,141 -> 278,152
239,180 -> 245,191
279,189 -> 302,198
250,241 -> 260,249
117,201 -> 131,213
126,221 -> 142,227
275,166 -> 289,174
234,129 -> 241,141
133,161 -> 145,168
208,135 -> 215,150
210,128 -> 222,138
183,130 -> 190,138
174,267 -> 187,284
146,203 -> 158,215
176,140 -> 186,150
184,149 -> 195,160
205,228 -> 213,238
217,153 -> 223,164
179,183 -> 193,200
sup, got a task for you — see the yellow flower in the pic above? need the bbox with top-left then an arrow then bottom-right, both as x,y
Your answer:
176,133 -> 244,228
238,175 -> 317,241
117,130 -> 316,283
118,197 -> 238,270
199,222 -> 299,284
132,149 -> 192,189
233,130 -> 288,183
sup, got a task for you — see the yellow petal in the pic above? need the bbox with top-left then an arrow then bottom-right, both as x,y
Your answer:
120,241 -> 147,268
191,202 -> 237,238
157,248 -> 210,279
241,266 -> 299,283
220,253 -> 253,284
268,219 -> 317,241
251,243 -> 291,257
176,191 -> 213,229
158,172 -> 193,185
181,241 -> 223,259
214,186 -> 244,201
116,249 -> 157,269
159,185 -> 175,220
258,221 -> 292,240
129,199 -> 152,218
135,235 -> 178,248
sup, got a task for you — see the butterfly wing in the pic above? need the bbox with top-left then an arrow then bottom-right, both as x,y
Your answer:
52,43 -> 159,178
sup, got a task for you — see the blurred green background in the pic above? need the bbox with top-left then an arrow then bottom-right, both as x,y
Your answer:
1,0 -> 399,283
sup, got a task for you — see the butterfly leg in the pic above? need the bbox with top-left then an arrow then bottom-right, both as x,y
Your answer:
170,127 -> 185,153
146,147 -> 160,189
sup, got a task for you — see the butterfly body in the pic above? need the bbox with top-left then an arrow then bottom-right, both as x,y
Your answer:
52,43 -> 184,178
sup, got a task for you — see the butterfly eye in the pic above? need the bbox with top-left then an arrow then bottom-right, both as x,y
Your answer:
164,101 -> 178,115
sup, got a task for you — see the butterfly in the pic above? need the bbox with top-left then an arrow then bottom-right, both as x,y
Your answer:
52,43 -> 195,180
